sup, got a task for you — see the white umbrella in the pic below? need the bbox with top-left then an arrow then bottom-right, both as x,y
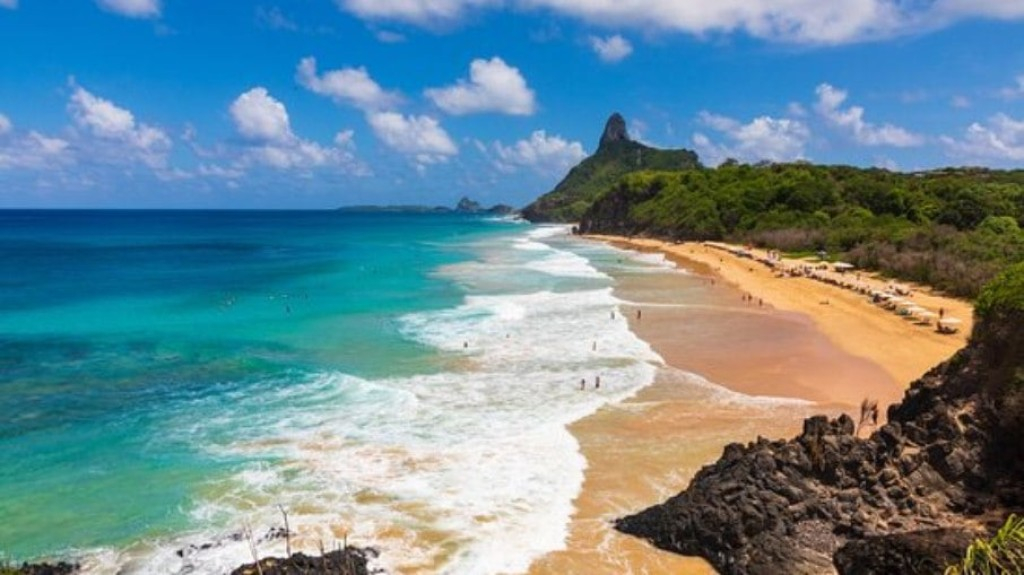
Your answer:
939,317 -> 963,325
833,262 -> 855,270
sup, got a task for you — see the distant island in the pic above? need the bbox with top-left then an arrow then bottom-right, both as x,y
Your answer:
338,196 -> 517,216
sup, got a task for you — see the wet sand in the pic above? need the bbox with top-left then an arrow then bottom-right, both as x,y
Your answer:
527,236 -> 972,574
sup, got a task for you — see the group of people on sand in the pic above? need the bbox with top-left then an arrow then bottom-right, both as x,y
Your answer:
741,293 -> 764,307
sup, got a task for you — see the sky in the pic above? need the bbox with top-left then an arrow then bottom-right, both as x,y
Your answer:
1,1 -> 1023,209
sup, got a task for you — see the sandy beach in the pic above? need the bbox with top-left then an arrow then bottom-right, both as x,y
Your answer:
528,236 -> 973,574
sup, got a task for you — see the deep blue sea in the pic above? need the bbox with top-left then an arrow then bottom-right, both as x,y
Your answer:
0,210 -> 666,573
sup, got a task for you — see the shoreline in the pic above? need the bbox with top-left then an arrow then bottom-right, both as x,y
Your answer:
528,235 -> 973,574
599,237 -> 973,386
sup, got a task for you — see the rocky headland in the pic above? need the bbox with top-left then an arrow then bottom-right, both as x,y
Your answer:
615,263 -> 1024,574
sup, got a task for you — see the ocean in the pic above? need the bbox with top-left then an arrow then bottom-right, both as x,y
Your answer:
0,210 -> 670,574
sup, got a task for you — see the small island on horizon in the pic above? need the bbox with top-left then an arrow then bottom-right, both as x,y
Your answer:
336,196 -> 518,217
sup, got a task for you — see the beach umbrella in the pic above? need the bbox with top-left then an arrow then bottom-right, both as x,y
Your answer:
918,311 -> 938,319
906,306 -> 927,315
939,317 -> 963,325
833,262 -> 855,270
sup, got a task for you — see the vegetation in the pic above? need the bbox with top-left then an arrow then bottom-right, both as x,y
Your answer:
579,163 -> 1024,298
976,262 -> 1024,319
945,515 -> 1024,575
521,139 -> 700,222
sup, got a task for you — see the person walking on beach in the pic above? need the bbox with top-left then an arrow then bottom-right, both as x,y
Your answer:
595,376 -> 601,390
580,378 -> 586,391
636,309 -> 642,321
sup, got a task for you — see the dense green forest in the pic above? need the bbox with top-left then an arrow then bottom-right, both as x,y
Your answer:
578,163 -> 1024,298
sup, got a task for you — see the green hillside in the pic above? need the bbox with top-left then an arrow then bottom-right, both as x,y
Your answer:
520,113 -> 700,222
579,163 -> 1024,297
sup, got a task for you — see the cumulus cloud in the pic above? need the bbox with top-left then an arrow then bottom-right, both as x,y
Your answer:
366,111 -> 457,165
68,82 -> 172,167
230,87 -> 295,143
692,111 -> 810,165
229,87 -> 365,171
589,34 -> 633,63
96,0 -> 160,18
335,0 -> 1024,45
0,113 -> 11,135
814,83 -> 923,147
492,130 -> 587,174
941,113 -> 1024,162
296,57 -> 401,112
424,57 -> 536,116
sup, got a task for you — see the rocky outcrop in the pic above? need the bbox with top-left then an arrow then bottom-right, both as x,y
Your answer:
5,562 -> 78,575
230,547 -> 379,575
600,112 -> 630,147
615,265 -> 1024,574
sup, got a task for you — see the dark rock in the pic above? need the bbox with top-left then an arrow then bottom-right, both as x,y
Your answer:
615,308 -> 1024,574
599,112 -> 630,148
230,547 -> 380,575
9,562 -> 78,575
833,529 -> 975,575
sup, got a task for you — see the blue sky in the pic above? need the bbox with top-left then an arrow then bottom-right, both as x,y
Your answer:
1,0 -> 1023,208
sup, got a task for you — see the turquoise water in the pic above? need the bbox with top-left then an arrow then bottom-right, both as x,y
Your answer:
0,211 -> 665,573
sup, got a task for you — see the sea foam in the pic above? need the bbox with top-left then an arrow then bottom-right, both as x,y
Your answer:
97,224 -> 664,575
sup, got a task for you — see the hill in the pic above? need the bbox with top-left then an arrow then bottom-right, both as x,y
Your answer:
577,163 -> 1024,297
520,113 -> 701,222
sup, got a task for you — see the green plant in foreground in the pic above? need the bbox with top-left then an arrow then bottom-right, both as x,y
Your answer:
945,514 -> 1024,575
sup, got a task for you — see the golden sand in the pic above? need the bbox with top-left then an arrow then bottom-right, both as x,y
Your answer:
527,236 -> 972,574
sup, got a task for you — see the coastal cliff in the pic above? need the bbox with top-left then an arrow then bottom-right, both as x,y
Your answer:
520,113 -> 700,223
615,263 -> 1024,574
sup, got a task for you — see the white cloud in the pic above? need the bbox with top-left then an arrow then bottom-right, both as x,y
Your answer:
425,57 -> 536,116
374,30 -> 407,43
814,83 -> 923,147
998,74 -> 1024,100
336,0 -> 499,27
492,130 -> 587,174
296,57 -> 401,112
256,6 -> 299,31
692,111 -> 810,165
0,113 -> 11,135
336,0 -> 1024,45
96,0 -> 160,18
941,113 -> 1024,162
951,95 -> 971,109
0,131 -> 71,170
68,82 -> 172,167
229,87 -> 365,172
589,34 -> 633,63
367,112 -> 458,164
230,87 -> 294,143
0,0 -> 17,9
197,164 -> 244,179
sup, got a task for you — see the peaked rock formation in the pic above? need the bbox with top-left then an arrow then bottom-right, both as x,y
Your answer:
521,113 -> 700,222
615,264 -> 1024,574
600,112 -> 630,147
